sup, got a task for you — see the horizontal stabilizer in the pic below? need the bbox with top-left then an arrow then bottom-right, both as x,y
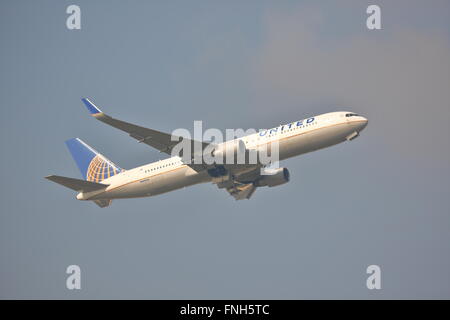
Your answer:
45,175 -> 109,192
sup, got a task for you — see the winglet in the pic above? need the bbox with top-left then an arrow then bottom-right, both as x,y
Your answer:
82,98 -> 102,115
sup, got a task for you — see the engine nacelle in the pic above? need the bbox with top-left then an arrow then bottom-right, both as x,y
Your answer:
256,167 -> 290,187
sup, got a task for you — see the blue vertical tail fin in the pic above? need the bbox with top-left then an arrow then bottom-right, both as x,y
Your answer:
65,138 -> 122,182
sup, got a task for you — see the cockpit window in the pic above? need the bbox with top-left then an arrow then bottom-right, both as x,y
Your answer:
345,113 -> 359,117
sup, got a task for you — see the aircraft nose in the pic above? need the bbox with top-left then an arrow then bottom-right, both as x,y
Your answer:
361,117 -> 368,128
357,116 -> 368,131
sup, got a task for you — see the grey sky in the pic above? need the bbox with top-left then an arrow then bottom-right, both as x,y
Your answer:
1,0 -> 449,299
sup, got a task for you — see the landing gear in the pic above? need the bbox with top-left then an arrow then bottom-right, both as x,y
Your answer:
346,131 -> 359,141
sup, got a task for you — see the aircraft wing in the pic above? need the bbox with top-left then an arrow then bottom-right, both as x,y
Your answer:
81,98 -> 262,175
82,98 -> 210,158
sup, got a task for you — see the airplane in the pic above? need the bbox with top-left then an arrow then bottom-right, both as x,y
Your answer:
46,98 -> 368,207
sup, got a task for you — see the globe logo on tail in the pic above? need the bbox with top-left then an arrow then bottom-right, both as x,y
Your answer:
86,155 -> 121,183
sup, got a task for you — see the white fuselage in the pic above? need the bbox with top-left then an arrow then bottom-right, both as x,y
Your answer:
77,111 -> 368,201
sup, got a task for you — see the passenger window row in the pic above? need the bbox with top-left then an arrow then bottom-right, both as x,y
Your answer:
144,162 -> 180,174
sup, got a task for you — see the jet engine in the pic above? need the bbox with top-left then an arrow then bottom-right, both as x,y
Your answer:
256,167 -> 290,187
